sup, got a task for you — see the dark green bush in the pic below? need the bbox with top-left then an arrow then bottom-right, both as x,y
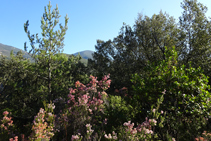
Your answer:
131,46 -> 211,140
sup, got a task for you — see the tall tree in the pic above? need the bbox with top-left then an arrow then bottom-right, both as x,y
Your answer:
24,1 -> 69,101
134,11 -> 179,64
89,11 -> 178,92
179,0 -> 211,76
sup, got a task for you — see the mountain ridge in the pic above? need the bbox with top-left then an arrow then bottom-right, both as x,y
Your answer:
0,43 -> 94,60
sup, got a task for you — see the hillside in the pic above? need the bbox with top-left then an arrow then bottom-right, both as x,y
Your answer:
0,43 -> 31,59
73,50 -> 94,60
0,43 -> 94,63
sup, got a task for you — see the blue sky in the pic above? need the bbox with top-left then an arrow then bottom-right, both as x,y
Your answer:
1,0 -> 211,54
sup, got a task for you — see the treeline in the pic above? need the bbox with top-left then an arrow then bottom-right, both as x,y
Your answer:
88,0 -> 211,92
0,0 -> 211,140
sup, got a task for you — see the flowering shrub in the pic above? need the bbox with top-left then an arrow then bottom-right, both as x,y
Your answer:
71,133 -> 83,141
195,131 -> 211,141
29,103 -> 55,141
104,116 -> 160,140
56,75 -> 111,140
104,92 -> 165,141
9,136 -> 18,141
0,73 -> 210,141
0,111 -> 14,140
1,111 -> 13,131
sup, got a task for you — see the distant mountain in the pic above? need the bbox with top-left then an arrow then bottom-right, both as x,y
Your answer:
73,50 -> 94,60
0,43 -> 31,59
0,43 -> 94,61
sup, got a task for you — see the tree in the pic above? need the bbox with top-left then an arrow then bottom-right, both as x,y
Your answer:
178,0 -> 211,80
89,11 -> 178,92
24,1 -> 69,101
134,11 -> 179,64
0,2 -> 91,136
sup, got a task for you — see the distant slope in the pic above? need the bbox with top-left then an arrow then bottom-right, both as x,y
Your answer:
73,50 -> 94,60
0,43 -> 31,59
0,43 -> 94,63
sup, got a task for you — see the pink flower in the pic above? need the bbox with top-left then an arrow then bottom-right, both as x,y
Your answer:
123,121 -> 131,126
131,128 -> 137,134
14,136 -> 18,141
113,136 -> 118,140
71,135 -> 79,140
86,124 -> 91,128
101,91 -> 107,96
104,118 -> 107,124
69,88 -> 76,94
152,109 -> 156,113
75,81 -> 81,88
3,111 -> 9,116
108,133 -> 112,139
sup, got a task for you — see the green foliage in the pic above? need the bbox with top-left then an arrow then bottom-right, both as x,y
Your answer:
0,2 -> 90,137
131,46 -> 211,140
1,0 -> 211,140
104,93 -> 165,141
0,51 -> 37,117
89,0 -> 211,96
24,1 -> 69,101
0,111 -> 14,141
179,0 -> 211,84
134,11 -> 179,64
88,11 -> 179,94
0,51 -> 48,136
104,95 -> 135,132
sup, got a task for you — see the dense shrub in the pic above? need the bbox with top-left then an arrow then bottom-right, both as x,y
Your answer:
131,46 -> 211,140
0,48 -> 211,140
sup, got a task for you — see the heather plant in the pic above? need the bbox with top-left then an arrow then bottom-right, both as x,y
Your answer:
9,136 -> 18,141
0,111 -> 14,141
71,133 -> 83,141
116,119 -> 155,140
55,74 -> 111,140
29,103 -> 55,141
194,131 -> 211,141
202,131 -> 211,139
131,46 -> 211,140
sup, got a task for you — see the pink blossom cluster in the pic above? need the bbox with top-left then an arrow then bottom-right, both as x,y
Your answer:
67,75 -> 110,110
1,111 -> 13,131
123,121 -> 137,135
71,133 -> 83,141
104,131 -> 118,140
136,118 -> 155,134
61,75 -> 111,140
149,119 -> 157,126
47,103 -> 55,110
9,136 -> 18,141
105,119 -> 155,140
29,106 -> 55,140
86,124 -> 94,139
97,74 -> 111,90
